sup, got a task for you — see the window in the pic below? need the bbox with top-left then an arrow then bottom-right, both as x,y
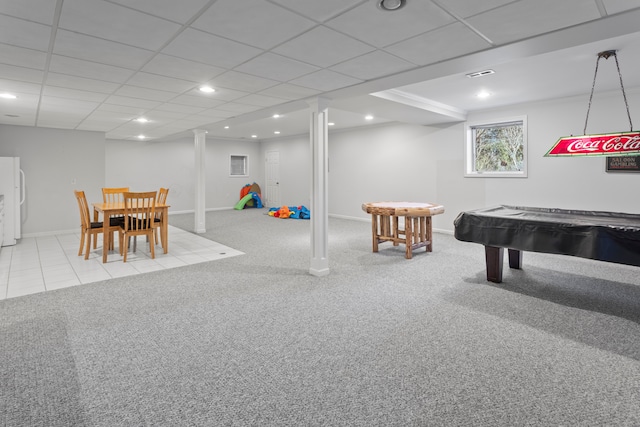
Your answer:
230,155 -> 248,177
465,116 -> 527,177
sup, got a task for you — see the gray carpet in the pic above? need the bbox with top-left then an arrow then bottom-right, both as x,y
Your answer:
1,208 -> 639,426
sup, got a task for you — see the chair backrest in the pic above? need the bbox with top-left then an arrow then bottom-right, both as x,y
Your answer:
74,190 -> 91,229
123,191 -> 157,232
155,187 -> 169,219
102,187 -> 129,204
157,187 -> 169,205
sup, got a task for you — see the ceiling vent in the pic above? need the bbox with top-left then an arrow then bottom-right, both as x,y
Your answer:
465,69 -> 495,78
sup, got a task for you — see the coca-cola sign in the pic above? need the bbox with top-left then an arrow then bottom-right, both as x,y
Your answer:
545,131 -> 640,157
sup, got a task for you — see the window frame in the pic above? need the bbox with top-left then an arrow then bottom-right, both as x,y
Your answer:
464,115 -> 528,178
229,154 -> 249,177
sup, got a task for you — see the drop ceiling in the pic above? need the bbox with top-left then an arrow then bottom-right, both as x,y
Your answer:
1,0 -> 640,142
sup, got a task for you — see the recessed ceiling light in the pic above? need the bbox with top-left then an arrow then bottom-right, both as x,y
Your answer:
274,131 -> 280,134
328,122 -> 335,126
224,125 -> 229,129
135,117 -> 148,123
377,0 -> 406,11
365,115 -> 374,120
273,114 -> 280,118
199,86 -> 215,93
137,134 -> 146,140
251,134 -> 257,138
477,90 -> 491,99
0,93 -> 17,99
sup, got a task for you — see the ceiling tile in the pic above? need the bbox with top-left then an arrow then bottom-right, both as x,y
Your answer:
235,52 -> 320,82
0,44 -> 47,69
97,104 -> 147,115
0,63 -> 44,84
154,103 -> 207,115
43,86 -> 109,103
37,115 -> 84,129
385,22 -> 492,66
0,15 -> 52,51
196,87 -> 248,102
273,26 -> 375,68
45,72 -> 121,93
170,94 -> 226,109
126,72 -> 197,93
234,94 -> 288,108
326,1 -> 454,48
289,69 -> 362,92
53,30 -> 154,70
114,85 -> 178,102
601,0 -> 640,14
40,96 -> 99,115
59,0 -> 182,51
269,0 -> 365,23
257,83 -> 320,100
434,0 -> 519,18
467,0 -> 601,45
0,0 -> 57,25
210,71 -> 280,93
192,0 -> 316,49
105,95 -> 161,109
108,0 -> 211,24
162,28 -> 262,69
214,103 -> 263,114
141,54 -> 225,83
330,50 -> 416,80
48,55 -> 134,83
0,79 -> 41,95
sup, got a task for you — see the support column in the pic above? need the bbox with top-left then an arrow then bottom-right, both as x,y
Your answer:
193,129 -> 206,234
307,97 -> 330,276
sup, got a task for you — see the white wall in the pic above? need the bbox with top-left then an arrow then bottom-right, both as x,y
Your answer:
0,124 -> 104,235
106,136 -> 263,213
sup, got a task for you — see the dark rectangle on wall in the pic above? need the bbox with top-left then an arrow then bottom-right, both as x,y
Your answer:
606,156 -> 640,173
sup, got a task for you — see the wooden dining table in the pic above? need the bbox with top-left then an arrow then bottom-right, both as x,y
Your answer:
92,201 -> 170,263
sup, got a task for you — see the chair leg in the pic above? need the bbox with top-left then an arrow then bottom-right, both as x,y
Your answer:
122,233 -> 129,262
84,233 -> 91,260
78,230 -> 85,256
149,232 -> 155,259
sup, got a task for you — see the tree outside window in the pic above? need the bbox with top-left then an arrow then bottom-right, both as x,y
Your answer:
465,116 -> 527,177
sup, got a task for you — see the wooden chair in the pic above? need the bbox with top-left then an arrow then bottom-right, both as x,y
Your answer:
118,191 -> 156,262
102,187 -> 129,250
152,187 -> 169,247
74,190 -> 104,260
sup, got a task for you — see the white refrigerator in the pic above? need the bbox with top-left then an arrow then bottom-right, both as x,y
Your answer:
0,157 -> 24,246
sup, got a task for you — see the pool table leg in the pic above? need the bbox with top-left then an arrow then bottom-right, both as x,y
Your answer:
484,246 -> 504,283
508,248 -> 522,269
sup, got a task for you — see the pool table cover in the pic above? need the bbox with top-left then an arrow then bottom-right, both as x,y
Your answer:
453,205 -> 640,267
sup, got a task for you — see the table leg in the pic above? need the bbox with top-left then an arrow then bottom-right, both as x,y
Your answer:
404,215 -> 413,259
392,215 -> 399,246
102,220 -> 109,263
161,207 -> 169,254
425,217 -> 432,252
485,245 -> 504,283
371,214 -> 379,253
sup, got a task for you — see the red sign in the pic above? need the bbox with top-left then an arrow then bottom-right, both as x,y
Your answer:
545,131 -> 640,157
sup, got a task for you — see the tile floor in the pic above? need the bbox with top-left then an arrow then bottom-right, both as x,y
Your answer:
0,226 -> 244,300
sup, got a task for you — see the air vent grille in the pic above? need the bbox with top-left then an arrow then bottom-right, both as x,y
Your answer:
466,69 -> 495,78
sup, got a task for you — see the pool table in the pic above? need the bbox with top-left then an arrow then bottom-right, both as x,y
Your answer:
453,205 -> 640,283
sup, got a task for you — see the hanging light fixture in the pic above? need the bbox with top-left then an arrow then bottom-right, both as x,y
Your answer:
378,0 -> 406,11
545,49 -> 640,158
